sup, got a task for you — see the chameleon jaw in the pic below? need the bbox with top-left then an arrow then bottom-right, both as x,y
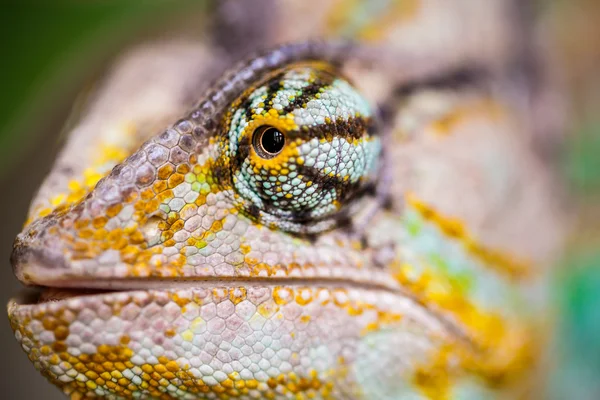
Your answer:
8,280 -> 457,399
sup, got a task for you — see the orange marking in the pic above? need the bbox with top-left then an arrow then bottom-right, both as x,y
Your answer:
428,100 -> 504,136
406,193 -> 532,279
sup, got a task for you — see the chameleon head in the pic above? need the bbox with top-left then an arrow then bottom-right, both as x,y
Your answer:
11,56 -> 386,285
8,45 -> 442,399
8,39 -> 552,398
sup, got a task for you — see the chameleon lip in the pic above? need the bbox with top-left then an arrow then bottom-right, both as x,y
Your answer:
11,282 -> 472,349
17,276 -> 403,295
11,240 -> 403,294
11,278 -> 472,345
11,287 -> 114,306
12,277 -> 401,306
10,242 -> 468,343
11,278 -> 397,307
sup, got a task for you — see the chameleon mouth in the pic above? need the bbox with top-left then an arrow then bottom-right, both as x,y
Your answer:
13,276 -> 404,306
11,275 -> 471,349
12,286 -> 111,306
10,276 -> 465,346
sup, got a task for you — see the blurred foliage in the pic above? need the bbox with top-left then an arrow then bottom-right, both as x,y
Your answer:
0,1 -> 204,169
548,250 -> 600,399
566,123 -> 600,193
546,0 -> 600,398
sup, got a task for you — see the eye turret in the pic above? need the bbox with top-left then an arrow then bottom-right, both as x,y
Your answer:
220,63 -> 381,233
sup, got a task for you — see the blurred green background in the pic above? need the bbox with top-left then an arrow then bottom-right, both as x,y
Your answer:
0,1 -> 598,399
545,1 -> 600,398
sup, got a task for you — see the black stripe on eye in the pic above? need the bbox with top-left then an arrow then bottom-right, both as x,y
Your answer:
232,134 -> 251,173
212,162 -> 232,190
241,71 -> 288,121
245,203 -> 261,220
281,74 -> 336,114
259,169 -> 374,224
242,97 -> 256,122
319,172 -> 364,204
232,116 -> 376,174
261,162 -> 363,211
286,116 -> 377,142
264,77 -> 286,109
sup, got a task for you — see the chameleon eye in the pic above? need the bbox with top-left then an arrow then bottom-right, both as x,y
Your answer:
221,62 -> 381,233
253,125 -> 286,158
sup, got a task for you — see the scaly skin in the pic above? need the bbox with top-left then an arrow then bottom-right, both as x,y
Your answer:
8,1 -> 564,399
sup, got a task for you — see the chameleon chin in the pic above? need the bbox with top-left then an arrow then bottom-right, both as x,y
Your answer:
8,1 -> 565,399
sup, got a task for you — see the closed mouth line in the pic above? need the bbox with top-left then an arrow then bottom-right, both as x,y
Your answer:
13,275 -> 471,346
31,275 -> 401,294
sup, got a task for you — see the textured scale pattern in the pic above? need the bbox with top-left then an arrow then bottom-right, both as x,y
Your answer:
8,1 -> 565,399
10,287 -> 446,399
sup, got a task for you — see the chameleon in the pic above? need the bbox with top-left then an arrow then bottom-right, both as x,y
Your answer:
7,0 -> 565,399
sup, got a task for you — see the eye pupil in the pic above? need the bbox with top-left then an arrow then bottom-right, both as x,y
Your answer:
262,128 -> 284,154
253,126 -> 285,158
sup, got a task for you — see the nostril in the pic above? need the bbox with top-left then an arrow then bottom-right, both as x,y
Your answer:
140,215 -> 163,247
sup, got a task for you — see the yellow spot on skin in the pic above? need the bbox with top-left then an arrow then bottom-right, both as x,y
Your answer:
229,287 -> 247,305
50,194 -> 66,207
167,173 -> 185,188
85,380 -> 98,390
38,208 -> 51,217
273,287 -> 294,305
413,345 -> 453,400
106,203 -> 123,218
295,288 -> 314,306
325,0 -> 420,41
406,193 -> 531,279
392,257 -> 539,393
240,243 -> 251,254
157,164 -> 175,180
428,100 -> 504,137
250,262 -> 271,277
182,330 -> 193,341
190,317 -> 204,333
164,328 -> 176,338
29,142 -> 132,224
